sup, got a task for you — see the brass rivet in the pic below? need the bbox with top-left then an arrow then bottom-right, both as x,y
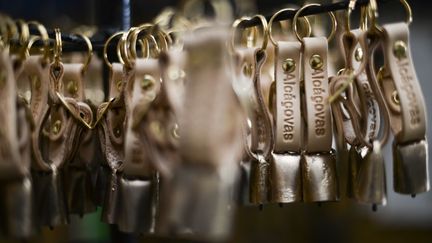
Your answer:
150,121 -> 164,141
116,80 -> 122,91
30,75 -> 41,89
393,40 -> 407,59
309,54 -> 323,70
168,66 -> 185,80
141,74 -> 155,90
172,123 -> 180,139
392,90 -> 400,104
282,58 -> 296,73
67,80 -> 78,94
52,120 -> 62,135
355,47 -> 363,62
242,63 -> 253,77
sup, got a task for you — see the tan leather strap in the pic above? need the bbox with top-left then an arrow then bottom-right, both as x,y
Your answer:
0,47 -> 22,178
303,37 -> 332,153
31,63 -> 84,171
360,31 -> 391,147
97,62 -> 126,172
179,29 -> 244,168
159,50 -> 186,117
273,41 -> 302,153
20,56 -> 50,122
123,58 -> 161,177
62,63 -> 85,100
381,23 -> 426,144
233,47 -> 273,160
350,29 -> 380,143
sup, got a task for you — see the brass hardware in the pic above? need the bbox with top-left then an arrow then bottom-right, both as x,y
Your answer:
141,74 -> 155,90
282,58 -> 296,73
393,40 -> 407,59
67,80 -> 78,94
355,47 -> 363,62
52,120 -> 62,135
242,63 -> 253,77
309,54 -> 323,70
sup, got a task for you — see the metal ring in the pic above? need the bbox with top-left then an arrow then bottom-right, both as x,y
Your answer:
293,3 -> 337,42
73,33 -> 93,73
103,32 -> 124,68
53,28 -> 62,66
27,21 -> 50,61
129,24 -> 153,60
268,8 -> 312,47
232,14 -> 269,51
24,35 -> 41,59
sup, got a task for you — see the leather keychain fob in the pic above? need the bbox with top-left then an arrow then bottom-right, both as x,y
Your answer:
379,23 -> 429,196
301,36 -> 338,203
269,40 -> 303,204
0,48 -> 34,237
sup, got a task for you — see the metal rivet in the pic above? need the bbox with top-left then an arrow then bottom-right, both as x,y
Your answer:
393,40 -> 407,59
67,80 -> 78,94
52,120 -> 62,135
150,121 -> 164,141
355,47 -> 363,62
392,90 -> 400,104
30,75 -> 41,89
282,58 -> 296,73
116,80 -> 122,91
309,54 -> 323,70
141,74 -> 155,90
172,123 -> 180,139
242,63 -> 253,77
168,66 -> 185,80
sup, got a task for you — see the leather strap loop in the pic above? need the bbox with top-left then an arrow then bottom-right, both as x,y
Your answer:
381,23 -> 426,144
273,41 -> 302,153
303,37 -> 332,153
0,47 -> 23,178
234,47 -> 273,160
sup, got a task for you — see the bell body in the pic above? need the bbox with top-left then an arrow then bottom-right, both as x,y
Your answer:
117,175 -> 157,234
302,150 -> 339,203
32,169 -> 69,228
158,165 -> 235,241
269,152 -> 302,203
355,142 -> 387,206
249,156 -> 269,205
2,178 -> 34,238
238,161 -> 252,206
393,139 -> 429,195
101,170 -> 120,224
64,167 -> 96,217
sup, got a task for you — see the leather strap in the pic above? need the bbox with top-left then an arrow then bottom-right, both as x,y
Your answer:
0,47 -> 22,178
97,63 -> 126,172
273,41 -> 302,153
361,31 -> 391,147
62,63 -> 95,167
303,37 -> 332,153
63,63 -> 85,100
381,23 -> 426,144
31,63 -> 86,171
233,47 -> 273,160
123,58 -> 161,177
179,29 -> 244,168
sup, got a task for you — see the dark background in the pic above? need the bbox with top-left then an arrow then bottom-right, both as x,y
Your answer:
1,0 -> 432,243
